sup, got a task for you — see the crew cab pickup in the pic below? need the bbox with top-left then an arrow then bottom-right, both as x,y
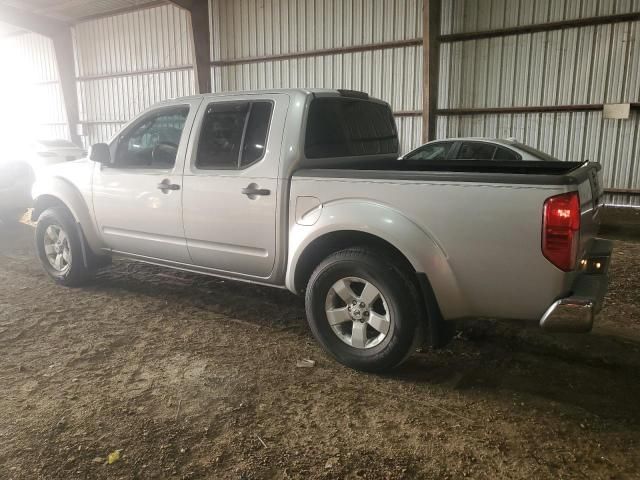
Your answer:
31,89 -> 612,372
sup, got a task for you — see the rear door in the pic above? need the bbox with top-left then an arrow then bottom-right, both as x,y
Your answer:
181,93 -> 289,277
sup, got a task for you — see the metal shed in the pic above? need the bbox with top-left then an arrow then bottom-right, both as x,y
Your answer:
0,0 -> 639,205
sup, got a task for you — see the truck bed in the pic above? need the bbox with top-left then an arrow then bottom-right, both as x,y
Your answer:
295,159 -> 596,187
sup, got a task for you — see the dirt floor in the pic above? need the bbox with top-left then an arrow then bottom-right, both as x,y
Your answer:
1,211 -> 640,479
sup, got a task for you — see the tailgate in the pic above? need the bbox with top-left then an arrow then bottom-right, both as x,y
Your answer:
573,162 -> 604,258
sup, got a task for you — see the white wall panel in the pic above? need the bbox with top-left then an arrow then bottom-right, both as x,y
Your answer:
210,0 -> 423,153
73,4 -> 197,146
442,0 -> 640,34
74,4 -> 194,77
78,69 -> 196,146
212,45 -> 423,153
439,0 -> 640,205
210,0 -> 422,60
396,117 -> 424,155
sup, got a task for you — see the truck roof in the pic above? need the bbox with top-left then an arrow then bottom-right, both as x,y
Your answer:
155,88 -> 385,106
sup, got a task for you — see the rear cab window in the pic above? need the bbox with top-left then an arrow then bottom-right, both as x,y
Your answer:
304,97 -> 399,159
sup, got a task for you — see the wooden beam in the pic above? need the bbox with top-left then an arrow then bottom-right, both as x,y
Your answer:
168,0 -> 211,93
51,29 -> 82,146
422,0 -> 441,142
604,188 -> 640,196
437,103 -> 640,115
393,110 -> 423,117
211,38 -> 423,67
75,65 -> 193,82
440,12 -> 640,43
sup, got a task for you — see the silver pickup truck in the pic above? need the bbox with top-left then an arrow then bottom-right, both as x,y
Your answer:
31,89 -> 612,372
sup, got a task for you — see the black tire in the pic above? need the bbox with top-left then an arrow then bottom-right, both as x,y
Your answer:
35,207 -> 95,286
305,247 -> 423,372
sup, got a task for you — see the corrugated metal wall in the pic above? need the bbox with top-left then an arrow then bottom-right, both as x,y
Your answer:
438,0 -> 640,206
3,0 -> 639,207
209,0 -> 425,153
73,4 -> 197,146
0,33 -> 68,141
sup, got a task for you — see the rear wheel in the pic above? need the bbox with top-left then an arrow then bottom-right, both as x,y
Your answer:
305,247 -> 422,372
35,207 -> 95,286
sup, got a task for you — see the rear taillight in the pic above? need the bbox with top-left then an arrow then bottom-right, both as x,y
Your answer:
542,192 -> 580,271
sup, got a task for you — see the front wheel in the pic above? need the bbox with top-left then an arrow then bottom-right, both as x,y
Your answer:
35,207 -> 95,286
305,247 -> 422,372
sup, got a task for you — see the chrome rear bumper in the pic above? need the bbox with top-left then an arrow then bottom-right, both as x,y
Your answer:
540,238 -> 613,333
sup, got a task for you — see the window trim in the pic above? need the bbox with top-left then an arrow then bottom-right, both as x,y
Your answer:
112,104 -> 191,170
193,99 -> 274,172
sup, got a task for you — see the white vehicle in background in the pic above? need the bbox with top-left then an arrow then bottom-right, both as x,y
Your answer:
28,139 -> 86,172
0,139 -> 85,223
402,137 -> 562,162
0,159 -> 34,223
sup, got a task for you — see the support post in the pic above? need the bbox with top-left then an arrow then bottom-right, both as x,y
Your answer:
422,0 -> 441,142
169,0 -> 212,94
51,29 -> 82,146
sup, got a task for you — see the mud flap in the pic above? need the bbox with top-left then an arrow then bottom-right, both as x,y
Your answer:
416,273 -> 456,348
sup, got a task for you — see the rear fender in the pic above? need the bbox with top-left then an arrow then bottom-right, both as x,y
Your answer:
286,199 -> 468,320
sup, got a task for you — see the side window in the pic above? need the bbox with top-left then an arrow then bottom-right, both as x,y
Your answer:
405,142 -> 453,160
196,101 -> 273,170
115,107 -> 189,168
494,146 -> 520,160
457,142 -> 497,160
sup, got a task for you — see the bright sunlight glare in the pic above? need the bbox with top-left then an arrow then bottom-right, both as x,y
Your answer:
0,36 -> 64,163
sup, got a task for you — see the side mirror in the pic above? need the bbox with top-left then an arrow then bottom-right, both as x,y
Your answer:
89,143 -> 111,166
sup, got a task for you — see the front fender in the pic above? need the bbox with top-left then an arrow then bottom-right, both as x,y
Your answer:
286,199 -> 468,320
32,175 -> 105,255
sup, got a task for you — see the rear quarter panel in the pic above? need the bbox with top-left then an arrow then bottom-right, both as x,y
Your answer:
289,174 -> 573,322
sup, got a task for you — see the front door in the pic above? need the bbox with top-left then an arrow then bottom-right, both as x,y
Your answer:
181,94 -> 288,278
92,100 -> 201,263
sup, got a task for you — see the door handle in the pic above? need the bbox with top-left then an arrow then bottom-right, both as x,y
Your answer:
157,179 -> 180,192
241,183 -> 270,198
